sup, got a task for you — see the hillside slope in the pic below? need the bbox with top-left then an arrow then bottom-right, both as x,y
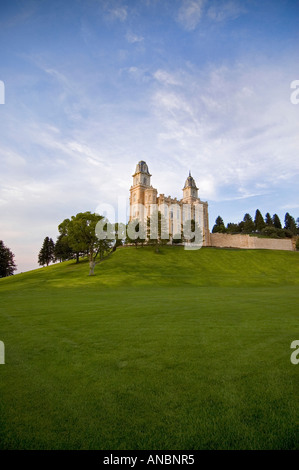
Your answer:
1,245 -> 299,290
0,246 -> 298,450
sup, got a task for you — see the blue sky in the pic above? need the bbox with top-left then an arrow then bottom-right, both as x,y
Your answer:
0,0 -> 299,272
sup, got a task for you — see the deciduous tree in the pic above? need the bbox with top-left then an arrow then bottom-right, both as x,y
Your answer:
64,212 -> 114,275
54,234 -> 74,262
126,219 -> 146,248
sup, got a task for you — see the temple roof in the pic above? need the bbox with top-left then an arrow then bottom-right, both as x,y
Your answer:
134,160 -> 150,175
183,171 -> 198,189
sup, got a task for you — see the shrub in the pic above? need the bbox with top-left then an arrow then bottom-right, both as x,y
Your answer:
261,227 -> 279,238
283,229 -> 293,238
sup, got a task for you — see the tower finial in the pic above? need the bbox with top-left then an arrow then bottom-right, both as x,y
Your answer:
189,170 -> 191,177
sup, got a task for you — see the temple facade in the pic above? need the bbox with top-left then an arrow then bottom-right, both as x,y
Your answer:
129,161 -> 210,246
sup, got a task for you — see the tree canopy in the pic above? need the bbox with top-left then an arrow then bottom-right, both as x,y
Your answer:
272,214 -> 282,229
242,213 -> 255,233
211,210 -> 298,238
212,216 -> 226,233
254,209 -> 266,232
38,237 -> 55,267
265,213 -> 273,226
284,212 -> 297,235
0,240 -> 17,277
59,212 -> 114,275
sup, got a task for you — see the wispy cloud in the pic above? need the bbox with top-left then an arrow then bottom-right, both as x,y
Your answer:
177,0 -> 205,31
151,61 -> 299,201
207,0 -> 247,22
153,69 -> 181,86
106,5 -> 128,22
126,31 -> 144,43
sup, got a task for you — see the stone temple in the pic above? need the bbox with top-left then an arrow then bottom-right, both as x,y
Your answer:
129,160 -> 210,245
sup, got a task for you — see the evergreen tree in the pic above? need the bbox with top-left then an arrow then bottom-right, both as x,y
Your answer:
265,212 -> 272,226
242,213 -> 255,233
272,214 -> 282,229
254,209 -> 266,232
38,237 -> 55,266
226,223 -> 240,233
284,212 -> 297,235
0,240 -> 17,277
212,215 -> 226,233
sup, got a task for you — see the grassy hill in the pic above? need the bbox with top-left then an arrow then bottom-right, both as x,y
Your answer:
0,246 -> 298,449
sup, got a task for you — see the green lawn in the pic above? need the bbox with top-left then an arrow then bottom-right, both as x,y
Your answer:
0,246 -> 298,449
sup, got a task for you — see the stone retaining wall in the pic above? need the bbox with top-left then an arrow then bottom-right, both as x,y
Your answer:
210,233 -> 294,251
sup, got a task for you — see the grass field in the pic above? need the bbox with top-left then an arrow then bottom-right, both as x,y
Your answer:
0,246 -> 298,450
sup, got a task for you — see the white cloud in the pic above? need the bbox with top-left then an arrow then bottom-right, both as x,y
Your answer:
107,6 -> 128,22
207,0 -> 246,22
0,147 -> 26,168
151,61 -> 299,202
153,70 -> 181,86
177,0 -> 205,31
126,32 -> 144,43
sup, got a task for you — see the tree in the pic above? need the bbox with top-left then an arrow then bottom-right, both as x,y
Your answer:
172,223 -> 183,244
58,218 -> 83,263
147,210 -> 169,252
113,223 -> 126,250
38,237 -> 55,267
272,214 -> 282,229
265,212 -> 272,226
126,219 -> 146,248
172,232 -> 183,244
226,223 -> 240,233
183,218 -> 202,247
54,234 -> 74,262
261,227 -> 279,238
254,209 -> 266,232
63,212 -> 114,275
242,213 -> 255,233
0,240 -> 17,277
212,216 -> 226,233
284,212 -> 297,235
